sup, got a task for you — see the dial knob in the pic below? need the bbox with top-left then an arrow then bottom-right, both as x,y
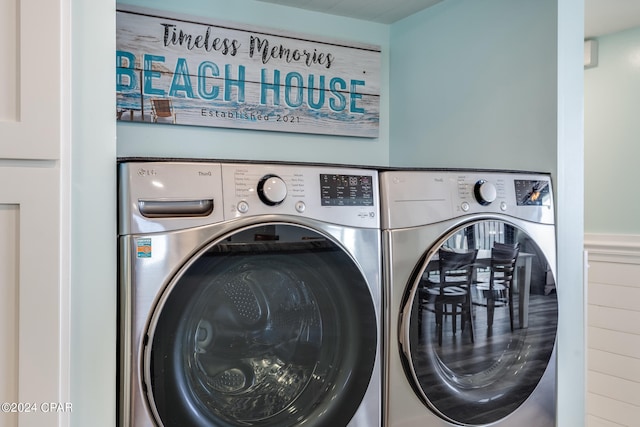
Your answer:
257,174 -> 287,206
474,180 -> 497,206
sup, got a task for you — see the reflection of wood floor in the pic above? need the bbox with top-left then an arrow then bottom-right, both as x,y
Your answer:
411,292 -> 558,424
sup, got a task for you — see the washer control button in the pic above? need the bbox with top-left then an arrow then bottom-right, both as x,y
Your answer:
474,179 -> 497,206
237,201 -> 249,214
258,174 -> 287,206
500,201 -> 508,211
295,201 -> 306,213
461,201 -> 470,212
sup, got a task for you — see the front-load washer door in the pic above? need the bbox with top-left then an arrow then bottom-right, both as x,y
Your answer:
400,219 -> 557,425
144,223 -> 377,427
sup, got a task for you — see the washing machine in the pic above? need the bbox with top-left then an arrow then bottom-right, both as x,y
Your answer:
381,170 -> 558,427
118,160 -> 382,427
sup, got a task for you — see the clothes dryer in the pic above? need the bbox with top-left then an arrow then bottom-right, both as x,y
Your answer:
118,161 -> 382,427
381,170 -> 557,427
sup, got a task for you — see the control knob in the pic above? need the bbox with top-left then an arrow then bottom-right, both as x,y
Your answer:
474,179 -> 497,206
257,174 -> 287,206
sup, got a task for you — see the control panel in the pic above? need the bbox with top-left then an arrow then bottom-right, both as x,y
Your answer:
119,161 -> 381,234
380,170 -> 554,230
514,179 -> 552,206
320,174 -> 375,207
221,163 -> 379,228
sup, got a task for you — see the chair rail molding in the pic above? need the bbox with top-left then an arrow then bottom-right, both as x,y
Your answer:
584,233 -> 640,264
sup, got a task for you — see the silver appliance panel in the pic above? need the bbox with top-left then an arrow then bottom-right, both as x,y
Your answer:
119,162 -> 379,235
381,170 -> 557,427
380,170 -> 554,230
118,161 -> 382,427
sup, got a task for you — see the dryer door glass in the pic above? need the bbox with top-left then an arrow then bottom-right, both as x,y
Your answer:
401,220 -> 557,425
145,224 -> 377,427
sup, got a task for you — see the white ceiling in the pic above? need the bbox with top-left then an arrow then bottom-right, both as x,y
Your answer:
584,0 -> 640,38
256,0 -> 640,38
254,0 -> 444,24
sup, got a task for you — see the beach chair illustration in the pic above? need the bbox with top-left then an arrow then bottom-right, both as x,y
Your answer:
150,98 -> 176,123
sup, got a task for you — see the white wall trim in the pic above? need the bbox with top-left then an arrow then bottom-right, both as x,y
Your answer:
585,233 -> 640,426
59,0 -> 72,424
584,233 -> 640,264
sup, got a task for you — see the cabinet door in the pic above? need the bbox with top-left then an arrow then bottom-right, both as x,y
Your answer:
0,0 -> 61,160
0,165 -> 63,427
0,1 -> 68,426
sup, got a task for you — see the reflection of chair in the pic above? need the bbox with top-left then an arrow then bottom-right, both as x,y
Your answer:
150,98 -> 176,123
473,243 -> 520,331
493,241 -> 519,252
455,222 -> 516,251
419,248 -> 478,346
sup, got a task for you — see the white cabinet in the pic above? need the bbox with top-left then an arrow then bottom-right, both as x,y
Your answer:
0,165 -> 65,427
0,0 -> 63,160
0,0 -> 69,426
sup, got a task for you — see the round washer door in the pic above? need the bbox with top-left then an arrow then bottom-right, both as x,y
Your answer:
144,223 -> 378,427
400,219 -> 557,425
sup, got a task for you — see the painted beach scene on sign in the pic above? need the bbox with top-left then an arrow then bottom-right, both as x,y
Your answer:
116,6 -> 381,137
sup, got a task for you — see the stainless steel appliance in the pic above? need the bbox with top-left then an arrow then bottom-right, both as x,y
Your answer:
381,170 -> 558,426
118,161 -> 382,427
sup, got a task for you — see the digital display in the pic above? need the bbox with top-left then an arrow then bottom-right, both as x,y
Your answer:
320,174 -> 374,206
514,180 -> 551,206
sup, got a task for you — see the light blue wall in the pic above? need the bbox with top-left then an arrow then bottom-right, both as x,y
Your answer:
116,0 -> 390,167
389,0 -> 557,172
585,27 -> 640,235
389,2 -> 585,426
73,1 -> 584,427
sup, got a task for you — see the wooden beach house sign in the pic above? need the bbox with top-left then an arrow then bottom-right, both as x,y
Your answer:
116,6 -> 381,138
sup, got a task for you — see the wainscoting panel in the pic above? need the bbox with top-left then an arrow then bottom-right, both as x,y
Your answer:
585,234 -> 640,427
